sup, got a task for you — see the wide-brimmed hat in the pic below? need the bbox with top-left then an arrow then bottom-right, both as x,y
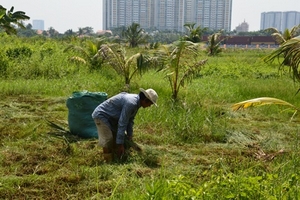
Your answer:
140,88 -> 158,106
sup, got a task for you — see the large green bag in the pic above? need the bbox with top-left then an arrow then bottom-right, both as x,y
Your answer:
66,91 -> 107,138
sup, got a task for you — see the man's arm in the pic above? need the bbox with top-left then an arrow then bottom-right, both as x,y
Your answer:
116,103 -> 135,144
126,117 -> 134,139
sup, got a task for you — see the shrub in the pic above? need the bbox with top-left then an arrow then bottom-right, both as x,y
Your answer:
6,46 -> 33,59
0,51 -> 9,77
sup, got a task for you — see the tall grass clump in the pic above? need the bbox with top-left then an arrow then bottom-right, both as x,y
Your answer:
1,37 -> 82,79
0,51 -> 9,77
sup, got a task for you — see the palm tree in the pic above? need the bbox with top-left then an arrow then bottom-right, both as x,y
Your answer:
77,28 -> 84,37
265,25 -> 300,66
64,29 -> 76,36
48,27 -> 58,37
64,38 -> 107,70
156,40 -> 207,100
0,6 -> 30,35
183,23 -> 207,43
206,31 -> 228,56
264,37 -> 300,83
122,22 -> 148,48
266,25 -> 300,44
98,44 -> 151,89
82,27 -> 94,36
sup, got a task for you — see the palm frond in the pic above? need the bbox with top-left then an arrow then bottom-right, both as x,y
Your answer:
69,56 -> 86,64
264,37 -> 300,82
125,52 -> 141,78
272,32 -> 286,44
289,24 -> 300,38
86,40 -> 98,54
232,97 -> 299,112
46,119 -> 82,143
179,59 -> 207,87
265,27 -> 280,34
45,119 -> 70,133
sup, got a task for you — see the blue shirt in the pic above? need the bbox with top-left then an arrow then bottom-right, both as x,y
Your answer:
92,92 -> 141,144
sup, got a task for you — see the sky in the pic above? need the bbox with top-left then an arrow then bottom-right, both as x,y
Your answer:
1,0 -> 300,33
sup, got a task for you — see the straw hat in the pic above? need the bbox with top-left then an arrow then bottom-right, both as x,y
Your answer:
140,88 -> 158,106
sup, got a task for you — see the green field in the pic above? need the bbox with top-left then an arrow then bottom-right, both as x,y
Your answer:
1,35 -> 300,199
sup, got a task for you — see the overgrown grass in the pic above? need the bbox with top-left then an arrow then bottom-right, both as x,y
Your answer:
1,36 -> 300,199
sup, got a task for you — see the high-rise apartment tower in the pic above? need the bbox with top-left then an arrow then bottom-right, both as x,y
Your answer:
32,20 -> 44,30
261,11 -> 300,32
103,0 -> 232,32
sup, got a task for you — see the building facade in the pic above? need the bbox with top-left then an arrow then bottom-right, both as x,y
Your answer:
282,11 -> 300,31
32,20 -> 44,30
103,0 -> 232,32
260,11 -> 300,32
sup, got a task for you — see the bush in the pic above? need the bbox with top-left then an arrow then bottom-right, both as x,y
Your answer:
0,52 -> 9,77
6,46 -> 33,59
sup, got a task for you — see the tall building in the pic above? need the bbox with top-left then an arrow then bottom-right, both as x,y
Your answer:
103,0 -> 232,32
260,11 -> 300,32
282,11 -> 300,31
32,20 -> 44,30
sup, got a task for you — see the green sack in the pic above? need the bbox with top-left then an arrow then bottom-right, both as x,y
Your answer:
66,91 -> 107,138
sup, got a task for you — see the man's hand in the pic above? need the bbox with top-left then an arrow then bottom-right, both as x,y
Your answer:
126,135 -> 133,141
116,144 -> 125,159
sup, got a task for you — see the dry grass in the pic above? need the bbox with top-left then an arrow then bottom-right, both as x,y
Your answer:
1,94 -> 297,199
